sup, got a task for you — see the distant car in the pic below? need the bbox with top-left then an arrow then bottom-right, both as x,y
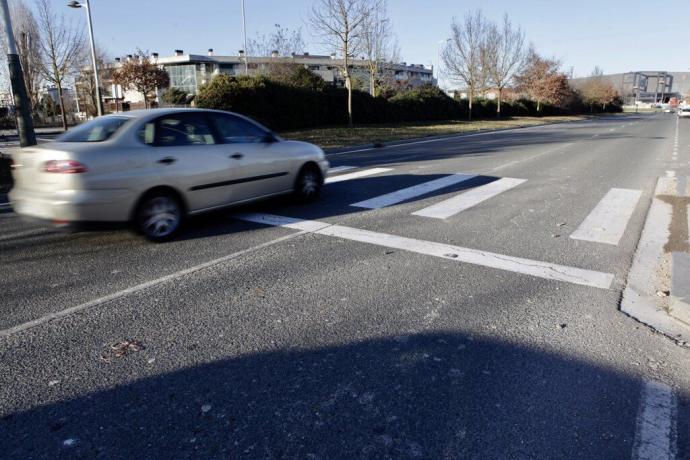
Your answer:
678,107 -> 690,118
663,108 -> 674,113
9,108 -> 329,241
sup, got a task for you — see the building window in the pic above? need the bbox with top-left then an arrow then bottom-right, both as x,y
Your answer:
166,64 -> 197,94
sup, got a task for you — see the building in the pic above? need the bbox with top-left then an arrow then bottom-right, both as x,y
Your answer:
570,71 -> 690,105
74,50 -> 436,114
156,49 -> 435,96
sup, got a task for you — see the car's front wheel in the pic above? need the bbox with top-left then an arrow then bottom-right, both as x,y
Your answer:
294,164 -> 323,202
135,192 -> 183,242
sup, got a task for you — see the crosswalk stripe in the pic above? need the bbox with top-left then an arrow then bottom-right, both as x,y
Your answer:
235,212 -> 614,289
351,173 -> 477,209
328,165 -> 357,174
632,381 -> 677,460
570,188 -> 642,245
324,167 -> 392,184
412,177 -> 526,219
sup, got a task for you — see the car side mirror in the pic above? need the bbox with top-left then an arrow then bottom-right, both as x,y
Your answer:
263,132 -> 278,143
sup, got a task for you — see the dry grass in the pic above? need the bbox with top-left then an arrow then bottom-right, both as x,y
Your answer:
280,115 -> 588,149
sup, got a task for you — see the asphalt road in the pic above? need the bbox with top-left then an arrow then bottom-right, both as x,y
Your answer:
1,113 -> 690,459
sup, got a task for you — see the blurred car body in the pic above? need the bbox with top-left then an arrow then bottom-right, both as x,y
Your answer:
9,108 -> 329,240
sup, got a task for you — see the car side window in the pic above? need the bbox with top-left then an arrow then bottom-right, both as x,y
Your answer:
153,113 -> 216,146
209,113 -> 267,144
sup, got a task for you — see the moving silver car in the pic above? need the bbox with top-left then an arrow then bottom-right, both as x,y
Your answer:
9,108 -> 329,241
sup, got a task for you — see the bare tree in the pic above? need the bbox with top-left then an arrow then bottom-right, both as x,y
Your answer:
361,0 -> 394,97
75,43 -> 109,117
485,14 -> 525,117
246,23 -> 306,57
309,0 -> 370,126
35,0 -> 84,130
442,10 -> 489,120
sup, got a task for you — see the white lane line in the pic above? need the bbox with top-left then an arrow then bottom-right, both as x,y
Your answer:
328,165 -> 357,174
570,188 -> 642,245
351,173 -> 477,209
412,177 -> 526,219
0,230 -> 310,338
632,381 -> 677,460
236,213 -> 614,289
324,167 -> 392,184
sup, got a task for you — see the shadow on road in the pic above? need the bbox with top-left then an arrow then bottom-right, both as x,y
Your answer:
0,331 -> 648,458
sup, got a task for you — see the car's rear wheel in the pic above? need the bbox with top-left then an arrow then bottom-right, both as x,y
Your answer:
294,164 -> 322,202
135,192 -> 183,242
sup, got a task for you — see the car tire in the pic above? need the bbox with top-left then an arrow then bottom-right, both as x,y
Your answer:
135,191 -> 183,242
294,164 -> 322,202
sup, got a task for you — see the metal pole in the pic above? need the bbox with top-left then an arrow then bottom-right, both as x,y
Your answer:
84,0 -> 102,116
241,0 -> 248,75
0,0 -> 36,146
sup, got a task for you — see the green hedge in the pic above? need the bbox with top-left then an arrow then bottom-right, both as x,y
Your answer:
195,74 -> 620,131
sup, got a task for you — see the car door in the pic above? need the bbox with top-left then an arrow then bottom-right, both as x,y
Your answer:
145,112 -> 235,212
207,112 -> 295,203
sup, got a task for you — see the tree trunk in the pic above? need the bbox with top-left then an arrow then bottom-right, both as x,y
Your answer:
370,71 -> 376,97
468,89 -> 473,121
57,82 -> 67,131
536,99 -> 541,113
346,74 -> 353,127
497,88 -> 502,118
143,92 -> 148,110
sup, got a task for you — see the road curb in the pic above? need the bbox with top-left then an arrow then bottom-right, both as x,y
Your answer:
669,252 -> 690,324
620,177 -> 690,345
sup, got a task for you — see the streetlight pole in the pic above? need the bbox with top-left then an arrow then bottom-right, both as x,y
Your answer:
0,0 -> 36,147
241,0 -> 248,75
0,0 -> 36,146
68,0 -> 102,116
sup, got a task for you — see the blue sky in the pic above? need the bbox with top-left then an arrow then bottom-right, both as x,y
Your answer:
75,0 -> 690,83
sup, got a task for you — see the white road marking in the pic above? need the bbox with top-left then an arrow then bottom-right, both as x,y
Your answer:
412,177 -> 526,219
324,167 -> 392,184
328,165 -> 357,174
0,230 -> 310,337
570,188 -> 642,245
236,213 -> 614,289
666,171 -> 676,178
632,381 -> 677,460
351,173 -> 477,209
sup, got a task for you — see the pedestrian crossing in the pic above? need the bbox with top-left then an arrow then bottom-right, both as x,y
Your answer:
570,188 -> 642,245
322,165 -> 642,247
412,177 -> 526,219
351,173 -> 477,209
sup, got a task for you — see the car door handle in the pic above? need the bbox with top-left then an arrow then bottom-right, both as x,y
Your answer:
229,153 -> 244,160
157,157 -> 177,165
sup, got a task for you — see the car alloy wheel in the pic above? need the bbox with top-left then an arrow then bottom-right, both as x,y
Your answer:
295,166 -> 322,202
138,194 -> 181,241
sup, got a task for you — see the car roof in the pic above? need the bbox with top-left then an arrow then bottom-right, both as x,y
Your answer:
113,107 -> 225,119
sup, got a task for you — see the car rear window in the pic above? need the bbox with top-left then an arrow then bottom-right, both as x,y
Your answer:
57,117 -> 130,142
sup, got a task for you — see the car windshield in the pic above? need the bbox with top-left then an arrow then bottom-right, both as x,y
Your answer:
56,116 -> 130,142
